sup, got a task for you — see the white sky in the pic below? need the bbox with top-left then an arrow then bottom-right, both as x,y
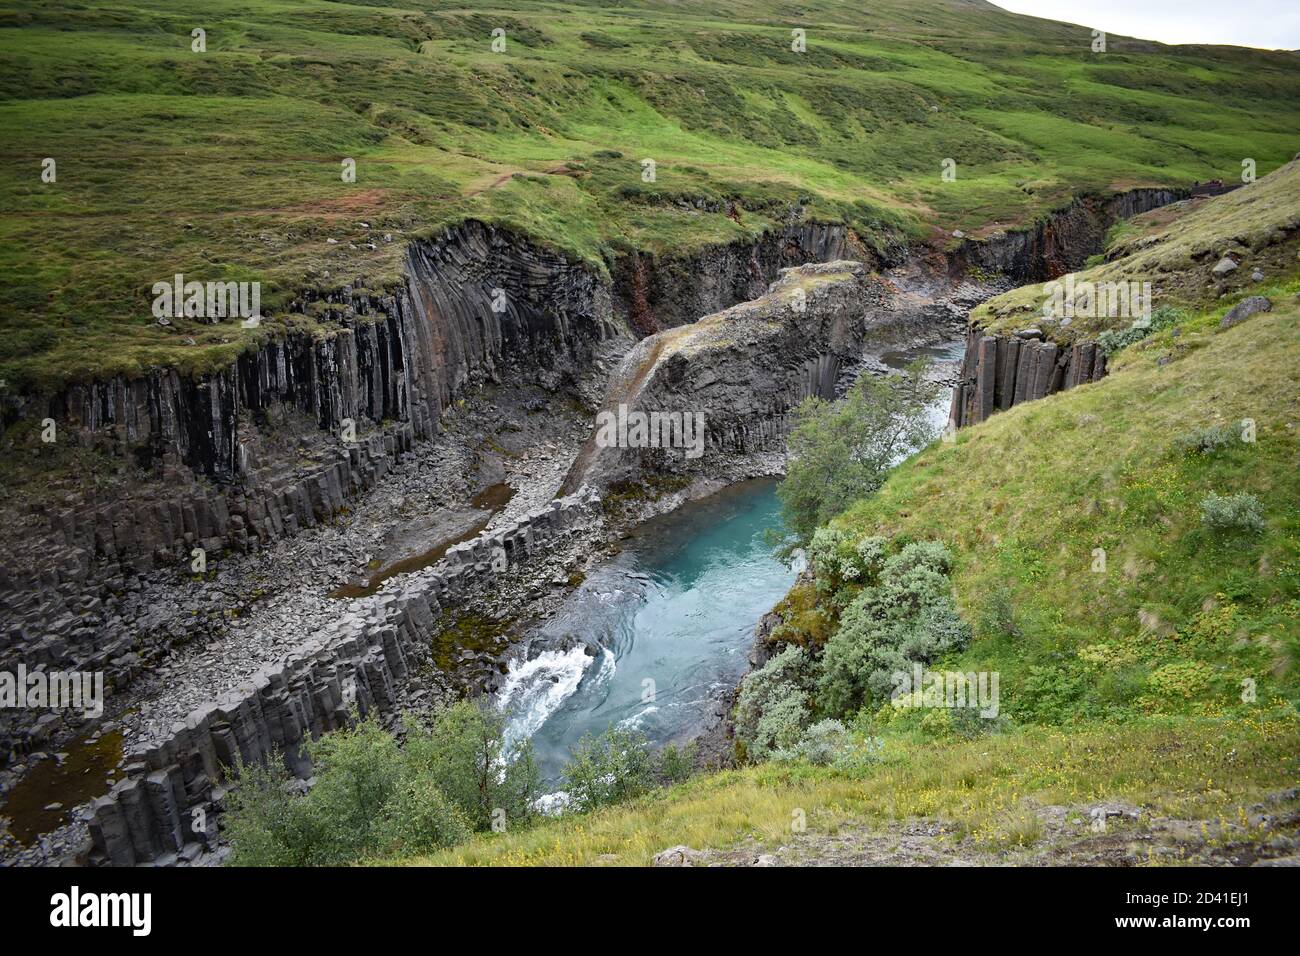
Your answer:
990,0 -> 1300,49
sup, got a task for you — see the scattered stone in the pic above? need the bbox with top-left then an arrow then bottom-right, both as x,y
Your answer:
1014,327 -> 1043,340
1212,256 -> 1239,276
1220,295 -> 1272,329
1251,269 -> 1265,282
654,845 -> 707,867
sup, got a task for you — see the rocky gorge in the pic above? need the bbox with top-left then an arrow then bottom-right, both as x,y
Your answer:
0,183 -> 1189,867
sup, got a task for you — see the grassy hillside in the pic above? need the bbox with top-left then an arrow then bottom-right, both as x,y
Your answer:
393,716 -> 1298,865
3,0 -> 1299,389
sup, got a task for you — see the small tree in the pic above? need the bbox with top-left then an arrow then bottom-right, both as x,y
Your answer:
778,362 -> 938,545
404,700 -> 541,832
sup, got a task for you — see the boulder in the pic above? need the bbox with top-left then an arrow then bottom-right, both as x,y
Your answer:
1212,256 -> 1239,276
653,845 -> 708,867
1220,296 -> 1271,329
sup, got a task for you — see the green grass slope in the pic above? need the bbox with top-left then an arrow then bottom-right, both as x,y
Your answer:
2,0 -> 1298,389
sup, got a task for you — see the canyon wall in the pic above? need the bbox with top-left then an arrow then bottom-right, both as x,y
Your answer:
953,188 -> 1182,283
611,221 -> 872,334
949,329 -> 1107,428
946,187 -> 1184,427
568,261 -> 909,491
84,488 -> 602,866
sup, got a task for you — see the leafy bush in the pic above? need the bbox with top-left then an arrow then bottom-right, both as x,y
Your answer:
1146,660 -> 1215,701
976,587 -> 1022,640
1201,491 -> 1266,534
1097,305 -> 1184,355
806,528 -> 889,592
816,543 -> 970,716
562,727 -> 655,812
773,718 -> 848,765
376,778 -> 473,855
734,644 -> 817,760
223,758 -> 307,868
1175,423 -> 1236,455
225,703 -> 539,865
655,742 -> 698,784
225,717 -> 405,866
404,700 -> 541,832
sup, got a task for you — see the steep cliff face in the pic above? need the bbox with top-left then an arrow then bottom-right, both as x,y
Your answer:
949,329 -> 1107,428
945,187 -> 1184,427
568,261 -> 907,491
954,188 -> 1182,283
610,221 -> 876,333
43,221 -> 619,484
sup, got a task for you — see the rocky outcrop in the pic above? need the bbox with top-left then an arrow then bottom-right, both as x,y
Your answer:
567,261 -> 908,490
611,221 -> 874,332
954,188 -> 1182,283
83,488 -> 602,866
36,220 -> 618,484
1220,295 -> 1272,329
949,328 -> 1107,428
945,187 -> 1188,428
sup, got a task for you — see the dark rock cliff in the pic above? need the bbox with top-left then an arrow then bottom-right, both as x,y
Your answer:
568,261 -> 908,491
946,187 -> 1183,428
610,221 -> 873,333
949,329 -> 1107,428
953,188 -> 1181,283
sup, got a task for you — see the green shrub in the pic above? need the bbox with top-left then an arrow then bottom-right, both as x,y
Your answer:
224,717 -> 406,866
806,527 -> 888,592
779,364 -> 938,544
562,727 -> 655,812
976,587 -> 1021,640
1175,423 -> 1237,455
377,778 -> 473,855
404,700 -> 542,832
734,644 -> 817,759
292,717 -> 404,865
816,543 -> 970,716
1200,491 -> 1266,534
773,718 -> 848,765
1097,305 -> 1184,356
223,758 -> 307,867
655,742 -> 698,784
224,704 -> 537,865
750,690 -> 811,759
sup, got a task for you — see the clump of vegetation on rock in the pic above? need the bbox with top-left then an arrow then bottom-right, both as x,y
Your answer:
562,727 -> 656,812
736,536 -> 969,761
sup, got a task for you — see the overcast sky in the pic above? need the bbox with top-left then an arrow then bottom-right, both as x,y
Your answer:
990,0 -> 1300,49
